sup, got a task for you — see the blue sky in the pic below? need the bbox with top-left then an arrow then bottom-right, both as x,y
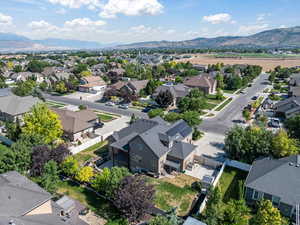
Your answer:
0,0 -> 299,44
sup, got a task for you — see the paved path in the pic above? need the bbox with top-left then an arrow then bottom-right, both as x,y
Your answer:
198,73 -> 269,135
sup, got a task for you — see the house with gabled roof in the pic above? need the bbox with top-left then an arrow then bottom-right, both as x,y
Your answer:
109,117 -> 197,175
245,155 -> 300,220
0,171 -> 88,225
184,74 -> 217,94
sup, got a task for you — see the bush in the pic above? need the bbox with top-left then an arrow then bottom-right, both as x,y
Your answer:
164,112 -> 181,122
192,129 -> 203,141
148,108 -> 164,118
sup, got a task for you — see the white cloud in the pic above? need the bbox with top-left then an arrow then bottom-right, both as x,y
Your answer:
48,0 -> 101,9
64,18 -> 106,27
238,24 -> 269,35
56,8 -> 67,14
99,0 -> 163,18
203,13 -> 233,24
279,25 -> 287,28
0,13 -> 13,25
28,20 -> 59,32
256,13 -> 271,22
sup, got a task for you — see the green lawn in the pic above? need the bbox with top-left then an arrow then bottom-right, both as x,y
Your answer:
96,113 -> 117,123
205,94 -> 225,104
74,141 -> 108,165
46,101 -> 66,108
205,102 -> 218,110
147,174 -> 199,216
215,98 -> 233,111
223,89 -> 237,94
218,167 -> 248,203
57,180 -> 122,224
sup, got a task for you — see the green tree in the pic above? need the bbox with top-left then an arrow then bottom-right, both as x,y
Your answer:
73,63 -> 88,74
182,111 -> 202,127
285,114 -> 300,140
80,70 -> 92,77
39,160 -> 60,193
75,166 -> 94,183
55,81 -> 67,94
61,156 -> 79,177
22,103 -> 63,144
223,199 -> 250,225
268,72 -> 276,83
13,65 -> 23,73
27,60 -> 48,73
252,200 -> 288,225
272,129 -> 299,158
130,113 -> 137,124
5,118 -> 22,141
242,109 -> 251,122
13,80 -> 36,96
216,88 -> 225,100
164,112 -> 181,123
155,90 -> 174,109
216,73 -> 225,89
224,126 -> 274,163
192,128 -> 203,141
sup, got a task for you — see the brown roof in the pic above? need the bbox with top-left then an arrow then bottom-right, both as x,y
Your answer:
127,80 -> 148,92
110,81 -> 127,90
184,74 -> 215,88
52,108 -> 97,134
82,76 -> 104,84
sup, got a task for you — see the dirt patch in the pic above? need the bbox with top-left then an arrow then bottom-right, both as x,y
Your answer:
177,54 -> 300,71
161,173 -> 199,188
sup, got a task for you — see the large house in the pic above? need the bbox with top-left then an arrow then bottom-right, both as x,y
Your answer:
0,171 -> 88,225
0,94 -> 41,121
245,155 -> 300,221
120,80 -> 148,96
109,117 -> 197,175
153,83 -> 190,106
52,108 -> 99,141
184,74 -> 217,94
78,76 -> 107,94
274,96 -> 300,118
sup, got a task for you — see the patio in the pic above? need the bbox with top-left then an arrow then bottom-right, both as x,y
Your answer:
185,163 -> 216,180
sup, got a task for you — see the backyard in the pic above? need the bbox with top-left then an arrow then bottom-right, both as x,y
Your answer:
56,180 -> 122,225
73,141 -> 108,165
147,173 -> 199,216
218,166 -> 248,203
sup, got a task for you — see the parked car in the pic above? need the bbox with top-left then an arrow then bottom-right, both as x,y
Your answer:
268,118 -> 280,128
119,104 -> 129,109
94,122 -> 104,129
252,96 -> 258,100
106,102 -> 115,106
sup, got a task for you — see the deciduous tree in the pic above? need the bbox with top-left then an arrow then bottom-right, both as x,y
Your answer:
39,160 -> 60,193
272,129 -> 299,158
155,90 -> 174,109
75,166 -> 94,183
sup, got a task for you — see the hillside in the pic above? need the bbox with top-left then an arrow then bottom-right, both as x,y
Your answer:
116,26 -> 300,49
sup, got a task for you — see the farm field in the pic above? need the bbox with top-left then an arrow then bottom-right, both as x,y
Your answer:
177,54 -> 300,71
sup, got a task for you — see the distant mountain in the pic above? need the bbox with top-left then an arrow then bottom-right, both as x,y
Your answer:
116,26 -> 300,49
0,33 -> 110,52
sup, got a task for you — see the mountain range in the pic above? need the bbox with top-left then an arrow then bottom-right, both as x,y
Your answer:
116,26 -> 300,49
0,26 -> 300,52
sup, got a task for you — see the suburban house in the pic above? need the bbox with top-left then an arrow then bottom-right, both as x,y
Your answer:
245,155 -> 300,221
184,74 -> 217,94
52,108 -> 99,141
78,76 -> 107,94
120,80 -> 148,96
0,94 -> 41,121
274,96 -> 300,118
153,83 -> 190,106
11,72 -> 44,83
0,171 -> 88,225
108,117 -> 197,175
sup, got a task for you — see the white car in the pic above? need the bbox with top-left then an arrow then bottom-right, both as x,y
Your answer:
106,102 -> 115,106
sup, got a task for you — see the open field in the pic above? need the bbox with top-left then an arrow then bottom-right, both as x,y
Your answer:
177,54 -> 300,71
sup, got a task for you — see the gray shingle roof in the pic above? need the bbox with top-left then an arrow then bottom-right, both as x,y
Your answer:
168,141 -> 196,160
0,95 -> 41,116
245,155 -> 300,206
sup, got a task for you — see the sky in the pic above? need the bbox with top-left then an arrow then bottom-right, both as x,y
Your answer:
0,0 -> 299,44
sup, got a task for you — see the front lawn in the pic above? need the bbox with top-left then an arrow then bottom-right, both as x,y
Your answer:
205,94 -> 225,104
218,167 -> 248,203
223,89 -> 236,94
74,141 -> 108,165
46,101 -> 66,108
147,174 -> 199,216
97,113 -> 116,123
204,102 -> 217,110
56,180 -> 122,224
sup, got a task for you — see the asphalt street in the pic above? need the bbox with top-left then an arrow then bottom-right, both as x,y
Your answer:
198,73 -> 269,135
44,73 -> 269,135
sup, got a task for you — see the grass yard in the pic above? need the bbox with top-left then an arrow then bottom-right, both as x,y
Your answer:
223,89 -> 237,94
147,174 -> 199,216
206,94 -> 225,104
74,141 -> 108,165
204,102 -> 218,110
215,98 -> 233,111
57,180 -> 122,224
46,101 -> 66,108
96,112 -> 117,123
218,167 -> 248,203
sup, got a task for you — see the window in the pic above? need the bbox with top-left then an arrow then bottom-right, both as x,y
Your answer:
272,196 -> 280,206
253,190 -> 263,200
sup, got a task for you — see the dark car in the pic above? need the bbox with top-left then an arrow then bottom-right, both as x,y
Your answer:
94,122 -> 104,129
252,96 -> 258,100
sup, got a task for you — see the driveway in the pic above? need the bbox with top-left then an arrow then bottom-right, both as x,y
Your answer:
95,116 -> 130,140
